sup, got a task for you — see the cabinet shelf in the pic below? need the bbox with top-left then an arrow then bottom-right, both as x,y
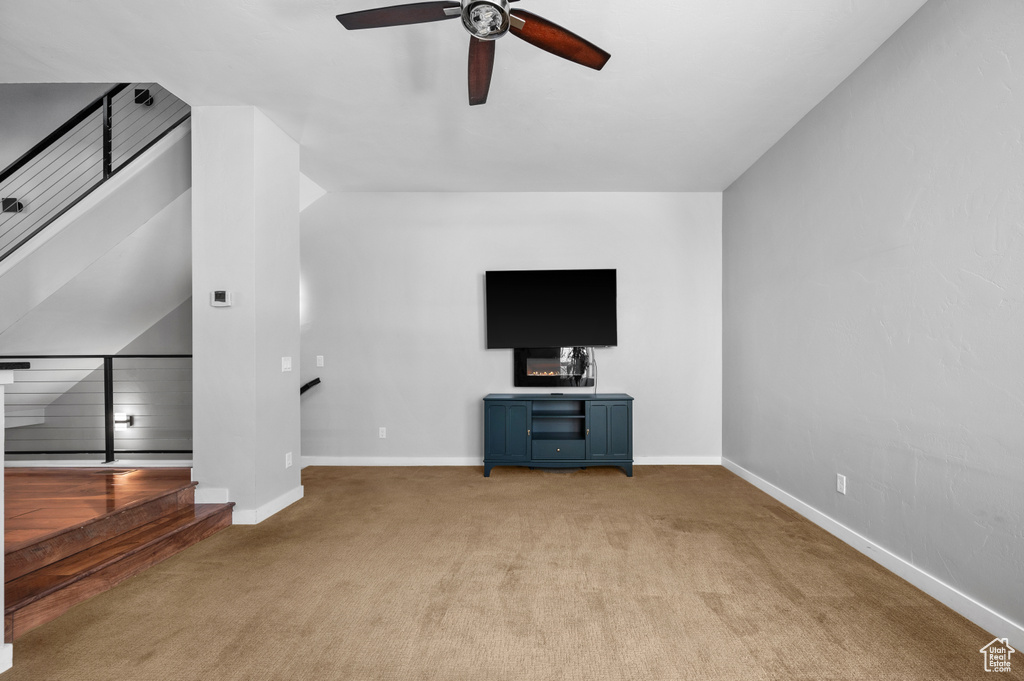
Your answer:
532,414 -> 586,419
531,400 -> 585,418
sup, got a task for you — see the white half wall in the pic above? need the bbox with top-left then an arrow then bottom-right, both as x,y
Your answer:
299,192 -> 722,466
723,0 -> 1023,644
0,190 -> 192,354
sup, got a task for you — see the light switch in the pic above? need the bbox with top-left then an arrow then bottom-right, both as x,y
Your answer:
282,356 -> 292,372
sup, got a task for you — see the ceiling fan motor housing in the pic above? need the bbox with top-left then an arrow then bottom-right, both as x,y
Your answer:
461,0 -> 510,40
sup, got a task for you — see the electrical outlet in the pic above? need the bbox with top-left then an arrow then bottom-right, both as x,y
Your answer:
379,427 -> 387,439
316,355 -> 324,367
281,356 -> 292,372
285,451 -> 293,468
837,474 -> 847,495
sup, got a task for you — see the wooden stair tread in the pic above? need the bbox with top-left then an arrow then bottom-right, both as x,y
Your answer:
5,482 -> 199,582
5,468 -> 196,555
5,503 -> 233,613
5,481 -> 198,555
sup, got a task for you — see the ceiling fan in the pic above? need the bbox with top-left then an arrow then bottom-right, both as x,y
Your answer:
336,0 -> 611,105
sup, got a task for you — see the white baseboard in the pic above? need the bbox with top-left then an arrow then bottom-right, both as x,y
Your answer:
722,458 -> 1024,650
302,456 -> 479,467
635,455 -> 722,465
302,455 -> 721,467
4,459 -> 192,468
0,643 -> 11,674
232,485 -> 304,525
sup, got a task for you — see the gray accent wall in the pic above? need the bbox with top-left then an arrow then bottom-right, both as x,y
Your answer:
299,192 -> 722,465
723,0 -> 1023,632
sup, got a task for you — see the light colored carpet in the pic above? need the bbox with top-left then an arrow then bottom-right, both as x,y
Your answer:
5,465 -> 1016,680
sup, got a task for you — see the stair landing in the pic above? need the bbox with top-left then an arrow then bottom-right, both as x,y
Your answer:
4,467 -> 233,641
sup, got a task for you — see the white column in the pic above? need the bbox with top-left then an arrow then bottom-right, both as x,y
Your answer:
1,369 -> 14,672
190,107 -> 303,523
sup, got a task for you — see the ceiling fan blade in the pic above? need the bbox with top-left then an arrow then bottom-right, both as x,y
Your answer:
337,1 -> 460,30
509,10 -> 610,70
468,37 -> 496,106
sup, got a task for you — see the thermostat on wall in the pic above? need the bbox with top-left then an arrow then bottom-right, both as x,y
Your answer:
210,290 -> 233,307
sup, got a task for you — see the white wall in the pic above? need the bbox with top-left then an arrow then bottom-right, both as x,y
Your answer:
0,191 -> 192,354
723,0 -> 1023,643
252,110 -> 302,514
119,297 -> 192,355
300,192 -> 721,466
192,107 -> 302,523
0,83 -> 110,169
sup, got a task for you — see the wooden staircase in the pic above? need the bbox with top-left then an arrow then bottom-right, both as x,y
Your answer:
4,470 -> 233,642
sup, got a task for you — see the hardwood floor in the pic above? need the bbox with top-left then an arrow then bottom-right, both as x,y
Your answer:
5,468 -> 193,551
4,467 -> 233,642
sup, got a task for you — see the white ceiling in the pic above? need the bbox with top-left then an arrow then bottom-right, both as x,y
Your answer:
0,0 -> 927,192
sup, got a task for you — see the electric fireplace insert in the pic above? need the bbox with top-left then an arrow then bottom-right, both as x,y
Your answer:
514,347 -> 594,388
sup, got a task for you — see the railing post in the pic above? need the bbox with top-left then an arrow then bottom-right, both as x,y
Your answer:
102,92 -> 113,179
103,357 -> 115,463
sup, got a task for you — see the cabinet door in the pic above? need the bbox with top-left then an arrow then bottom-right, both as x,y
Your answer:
608,402 -> 631,459
587,401 -> 630,460
485,401 -> 530,461
507,403 -> 530,460
587,402 -> 609,458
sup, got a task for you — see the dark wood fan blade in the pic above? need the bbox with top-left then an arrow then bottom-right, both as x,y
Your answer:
468,37 -> 496,106
337,1 -> 460,30
509,10 -> 610,70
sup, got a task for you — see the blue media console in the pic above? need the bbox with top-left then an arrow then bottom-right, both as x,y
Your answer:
483,393 -> 633,477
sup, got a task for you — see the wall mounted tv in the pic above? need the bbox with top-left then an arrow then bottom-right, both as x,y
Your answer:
485,269 -> 617,349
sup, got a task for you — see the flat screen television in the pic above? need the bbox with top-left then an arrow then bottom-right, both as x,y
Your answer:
485,269 -> 617,348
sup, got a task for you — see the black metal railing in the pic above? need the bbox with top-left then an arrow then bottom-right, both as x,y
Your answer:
1,355 -> 192,463
0,83 -> 191,264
